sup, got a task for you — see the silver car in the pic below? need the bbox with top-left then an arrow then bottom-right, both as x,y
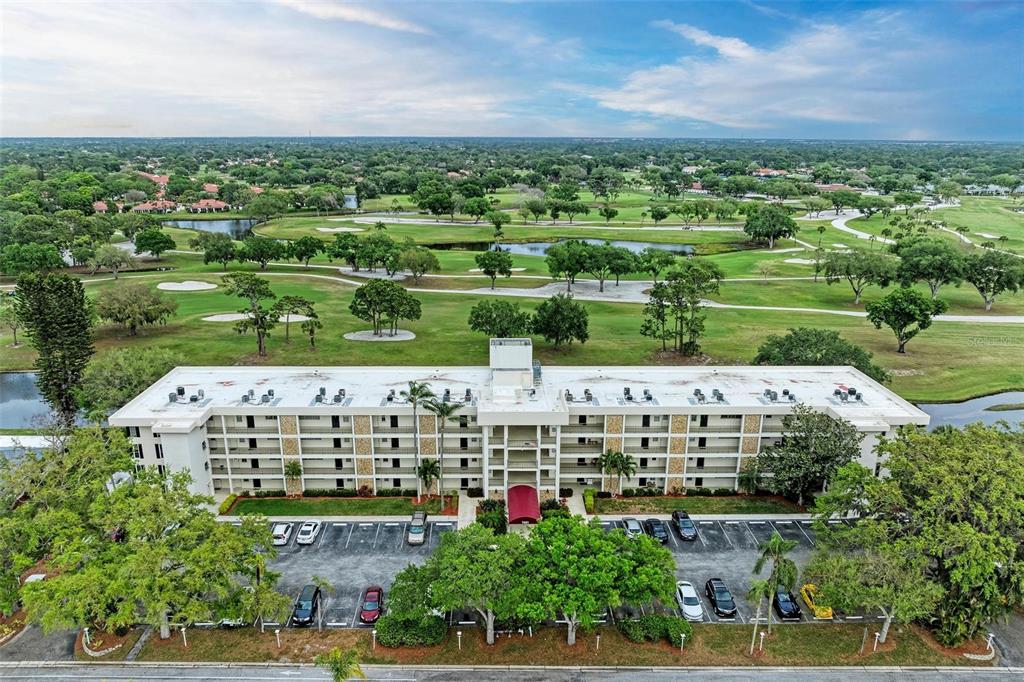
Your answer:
407,511 -> 427,545
296,520 -> 321,545
622,517 -> 643,539
675,580 -> 704,622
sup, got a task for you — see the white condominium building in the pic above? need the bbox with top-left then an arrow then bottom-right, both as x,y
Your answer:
109,339 -> 928,511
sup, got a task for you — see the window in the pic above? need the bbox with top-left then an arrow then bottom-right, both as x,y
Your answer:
334,458 -> 344,469
641,437 -> 649,449
252,458 -> 259,469
154,443 -> 163,459
331,415 -> 340,429
578,437 -> 585,445
252,478 -> 262,489
393,478 -> 401,488
642,415 -> 650,427
246,416 -> 255,428
132,444 -> 143,459
124,426 -> 140,438
336,478 -> 345,488
460,457 -> 468,468
461,477 -> 469,488
235,416 -> 243,423
392,458 -> 400,468
459,416 -> 468,429
578,415 -> 586,425
694,477 -> 703,487
157,464 -> 166,477
699,415 -> 709,427
390,415 -> 398,428
874,462 -> 882,476
390,437 -> 399,448
638,477 -> 647,487
640,457 -> 648,468
248,438 -> 257,449
696,457 -> 705,468
577,457 -> 586,466
333,437 -> 342,448
698,437 -> 707,448
460,437 -> 468,450
265,416 -> 275,421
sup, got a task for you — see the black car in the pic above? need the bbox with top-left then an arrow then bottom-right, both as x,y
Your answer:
773,588 -> 802,621
643,518 -> 669,544
291,584 -> 321,626
672,510 -> 698,541
704,578 -> 738,618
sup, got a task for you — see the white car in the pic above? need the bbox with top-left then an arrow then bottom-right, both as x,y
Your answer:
271,522 -> 294,546
675,581 -> 704,622
622,517 -> 643,539
296,520 -> 321,545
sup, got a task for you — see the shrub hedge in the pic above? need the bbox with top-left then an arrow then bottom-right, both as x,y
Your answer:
466,487 -> 484,498
375,613 -> 447,647
218,494 -> 237,514
618,614 -> 693,645
583,488 -> 596,513
303,488 -> 358,498
596,491 -> 612,499
558,487 -> 574,498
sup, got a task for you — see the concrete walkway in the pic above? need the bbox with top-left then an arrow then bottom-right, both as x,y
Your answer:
566,493 -> 587,516
457,490 -> 476,529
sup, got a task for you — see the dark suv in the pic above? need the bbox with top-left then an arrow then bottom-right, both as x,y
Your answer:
643,518 -> 669,544
290,584 -> 320,627
672,510 -> 698,541
704,578 -> 737,618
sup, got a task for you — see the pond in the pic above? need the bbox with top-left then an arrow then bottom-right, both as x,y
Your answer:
431,238 -> 695,256
162,219 -> 256,240
0,371 -> 52,429
916,391 -> 1024,430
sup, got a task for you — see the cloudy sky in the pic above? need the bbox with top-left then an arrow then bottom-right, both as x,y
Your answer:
2,0 -> 1021,140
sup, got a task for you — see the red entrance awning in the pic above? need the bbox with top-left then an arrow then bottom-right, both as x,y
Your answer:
507,485 -> 540,524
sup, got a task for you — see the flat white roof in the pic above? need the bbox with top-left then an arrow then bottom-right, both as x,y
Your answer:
109,364 -> 928,430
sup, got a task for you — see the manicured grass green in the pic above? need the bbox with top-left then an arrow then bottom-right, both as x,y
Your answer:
933,196 -> 1024,251
137,621 -> 988,667
594,495 -> 800,515
230,495 -> 443,516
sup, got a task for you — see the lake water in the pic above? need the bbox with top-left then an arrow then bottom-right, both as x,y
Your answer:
2,371 -> 1020,433
162,219 -> 256,240
432,238 -> 695,256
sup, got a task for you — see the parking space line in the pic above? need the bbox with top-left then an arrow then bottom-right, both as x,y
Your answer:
351,594 -> 364,628
796,522 -> 815,545
718,522 -> 736,549
344,523 -> 355,549
697,522 -> 711,547
667,525 -> 679,548
426,522 -> 434,546
332,522 -> 347,527
767,520 -> 780,538
396,522 -> 407,550
744,522 -> 759,545
371,523 -> 382,548
316,523 -> 329,550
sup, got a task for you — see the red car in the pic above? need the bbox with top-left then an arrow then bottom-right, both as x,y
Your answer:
359,586 -> 384,624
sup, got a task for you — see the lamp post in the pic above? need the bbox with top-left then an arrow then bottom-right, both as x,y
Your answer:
596,633 -> 600,652
457,630 -> 463,651
759,631 -> 766,652
275,628 -> 281,648
372,629 -> 377,650
873,632 -> 880,652
680,633 -> 686,653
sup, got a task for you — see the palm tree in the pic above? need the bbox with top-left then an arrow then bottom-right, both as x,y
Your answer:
400,381 -> 434,497
593,450 -> 615,493
416,458 -> 440,497
314,647 -> 366,681
283,460 -> 303,495
747,578 -> 774,655
737,461 -> 761,495
752,531 -> 798,635
423,398 -> 462,500
609,451 -> 637,493
311,575 -> 336,633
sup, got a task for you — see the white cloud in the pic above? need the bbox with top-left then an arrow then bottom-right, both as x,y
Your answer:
267,0 -> 431,35
0,1 -> 518,135
587,13 -> 941,132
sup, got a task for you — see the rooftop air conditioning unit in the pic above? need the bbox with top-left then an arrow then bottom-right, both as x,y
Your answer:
168,392 -> 178,403
176,386 -> 185,397
268,389 -> 275,398
260,394 -> 270,403
315,394 -> 323,403
241,394 -> 249,403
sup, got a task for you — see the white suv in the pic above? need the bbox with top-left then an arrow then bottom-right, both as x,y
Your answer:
271,522 -> 294,546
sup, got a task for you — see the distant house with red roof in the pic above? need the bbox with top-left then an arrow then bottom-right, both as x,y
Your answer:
189,198 -> 229,213
132,200 -> 178,213
138,171 -> 169,186
92,201 -> 109,213
815,183 -> 861,193
753,168 -> 788,178
203,183 -> 220,194
250,186 -> 264,195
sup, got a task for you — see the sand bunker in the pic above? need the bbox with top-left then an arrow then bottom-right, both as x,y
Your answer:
316,226 -> 365,233
157,280 -> 217,291
976,232 -> 1000,240
469,267 -> 527,273
203,313 -> 312,322
768,247 -> 804,253
344,329 -> 416,342
783,258 -> 816,265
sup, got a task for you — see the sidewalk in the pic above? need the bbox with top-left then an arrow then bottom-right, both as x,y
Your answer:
218,514 -> 458,523
457,491 -> 476,529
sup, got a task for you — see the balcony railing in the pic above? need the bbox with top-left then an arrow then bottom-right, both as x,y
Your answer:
224,426 -> 280,434
688,424 -> 743,433
301,447 -> 356,455
374,447 -> 417,455
302,466 -> 356,476
687,446 -> 741,454
686,466 -> 737,475
624,425 -> 670,433
561,424 -> 603,433
226,448 -> 282,455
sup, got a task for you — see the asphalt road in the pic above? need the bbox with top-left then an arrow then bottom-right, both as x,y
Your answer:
0,663 -> 1021,681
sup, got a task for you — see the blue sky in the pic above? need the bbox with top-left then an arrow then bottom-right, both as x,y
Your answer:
2,0 -> 1022,140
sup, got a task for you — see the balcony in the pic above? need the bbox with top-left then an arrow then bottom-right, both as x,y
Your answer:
226,448 -> 282,456
224,426 -> 280,435
374,447 -> 418,455
687,445 -> 740,454
686,465 -> 737,475
561,423 -> 603,433
373,424 -> 414,433
301,447 -> 355,455
302,466 -> 356,476
372,466 -> 418,475
507,460 -> 539,471
560,443 -> 603,452
624,424 -> 670,434
443,467 -> 483,477
688,424 -> 742,434
228,466 -> 284,475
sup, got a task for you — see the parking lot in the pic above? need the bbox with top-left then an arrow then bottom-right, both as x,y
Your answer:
256,516 -> 880,630
266,520 -> 454,628
599,518 -> 882,626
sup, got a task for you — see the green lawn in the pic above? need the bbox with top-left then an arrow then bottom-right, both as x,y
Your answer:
933,196 -> 1024,251
2,262 -> 1022,402
137,621 -> 989,667
230,495 -> 443,516
594,495 -> 800,515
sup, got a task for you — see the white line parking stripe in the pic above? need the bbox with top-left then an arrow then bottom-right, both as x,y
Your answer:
697,522 -> 710,547
371,523 -> 382,548
718,521 -> 735,549
796,522 -> 814,544
744,522 -> 759,545
316,523 -> 329,549
344,523 -> 355,549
